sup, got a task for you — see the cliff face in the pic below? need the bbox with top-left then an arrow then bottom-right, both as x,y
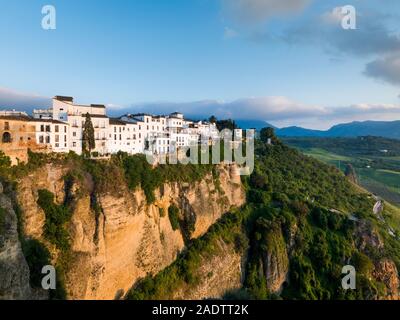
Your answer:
16,163 -> 245,300
0,182 -> 32,300
262,225 -> 289,295
354,220 -> 400,299
172,240 -> 246,300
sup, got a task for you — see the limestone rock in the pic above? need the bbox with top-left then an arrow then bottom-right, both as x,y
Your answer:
16,163 -> 245,300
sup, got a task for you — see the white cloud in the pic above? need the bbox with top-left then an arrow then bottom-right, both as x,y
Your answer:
320,7 -> 345,25
222,0 -> 312,24
224,27 -> 239,39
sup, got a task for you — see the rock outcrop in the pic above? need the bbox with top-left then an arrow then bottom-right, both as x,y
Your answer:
0,182 -> 32,300
172,240 -> 245,300
15,163 -> 245,300
262,223 -> 289,295
354,219 -> 400,300
373,259 -> 400,300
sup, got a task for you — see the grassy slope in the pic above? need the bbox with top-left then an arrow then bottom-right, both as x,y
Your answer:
296,146 -> 400,207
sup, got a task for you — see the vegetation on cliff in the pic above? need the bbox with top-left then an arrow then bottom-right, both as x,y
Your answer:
1,134 -> 399,300
128,131 -> 400,300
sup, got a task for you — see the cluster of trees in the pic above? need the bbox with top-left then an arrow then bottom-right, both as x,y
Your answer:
37,189 -> 71,252
208,116 -> 238,131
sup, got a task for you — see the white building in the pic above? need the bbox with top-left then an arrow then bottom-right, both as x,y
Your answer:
108,119 -> 144,155
33,119 -> 70,153
3,95 -> 244,158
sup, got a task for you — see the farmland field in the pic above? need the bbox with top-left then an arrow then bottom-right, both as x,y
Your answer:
284,136 -> 400,207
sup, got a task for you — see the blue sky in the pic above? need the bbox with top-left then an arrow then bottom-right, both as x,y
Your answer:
1,0 -> 400,129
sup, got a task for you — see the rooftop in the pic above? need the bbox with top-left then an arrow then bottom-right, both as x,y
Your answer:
0,114 -> 66,124
90,104 -> 106,109
109,118 -> 127,126
54,95 -> 74,102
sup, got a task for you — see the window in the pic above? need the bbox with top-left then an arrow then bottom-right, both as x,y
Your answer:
40,125 -> 45,132
55,135 -> 59,143
64,126 -> 67,133
45,125 -> 51,132
55,125 -> 59,133
73,132 -> 77,137
73,142 -> 77,147
46,136 -> 50,144
2,132 -> 11,143
4,122 -> 10,130
39,136 -> 44,143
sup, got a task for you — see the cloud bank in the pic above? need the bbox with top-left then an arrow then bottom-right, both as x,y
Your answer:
365,53 -> 400,85
0,87 -> 51,112
109,97 -> 400,130
1,87 -> 399,130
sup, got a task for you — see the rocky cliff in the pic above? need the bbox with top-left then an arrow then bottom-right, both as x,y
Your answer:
15,163 -> 245,300
0,182 -> 32,300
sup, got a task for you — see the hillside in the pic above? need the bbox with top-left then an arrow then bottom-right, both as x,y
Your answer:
129,137 -> 400,300
283,136 -> 400,207
276,120 -> 400,140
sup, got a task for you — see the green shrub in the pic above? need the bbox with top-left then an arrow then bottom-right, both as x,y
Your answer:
352,252 -> 374,276
0,151 -> 11,169
168,205 -> 180,231
0,207 -> 6,236
22,239 -> 51,288
37,189 -> 71,251
118,152 -> 214,204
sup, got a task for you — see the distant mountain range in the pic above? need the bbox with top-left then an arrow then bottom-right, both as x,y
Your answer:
237,120 -> 400,140
236,120 -> 276,131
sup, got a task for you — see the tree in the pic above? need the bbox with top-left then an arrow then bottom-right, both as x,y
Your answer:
216,119 -> 238,131
82,113 -> 95,156
209,115 -> 217,124
345,163 -> 358,184
0,151 -> 11,169
260,127 -> 276,144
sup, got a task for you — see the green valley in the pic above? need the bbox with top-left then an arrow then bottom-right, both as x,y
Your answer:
283,137 -> 400,207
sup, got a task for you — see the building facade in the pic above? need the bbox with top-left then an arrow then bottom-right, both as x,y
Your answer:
1,95 -> 244,163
